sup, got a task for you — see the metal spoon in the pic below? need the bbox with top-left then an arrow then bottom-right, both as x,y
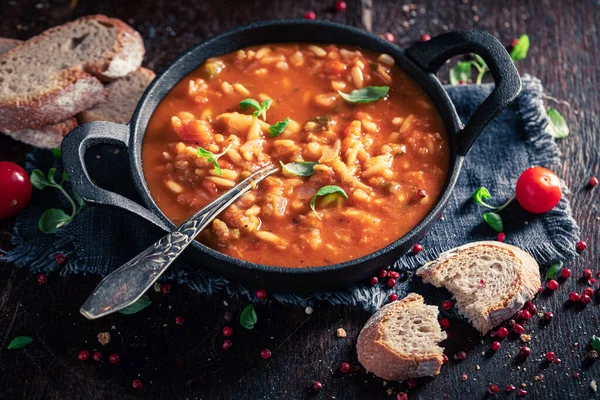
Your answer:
80,164 -> 279,320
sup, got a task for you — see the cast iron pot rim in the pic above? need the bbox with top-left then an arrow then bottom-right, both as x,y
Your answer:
128,19 -> 464,276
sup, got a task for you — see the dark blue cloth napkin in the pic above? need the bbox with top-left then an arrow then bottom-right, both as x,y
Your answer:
4,75 -> 580,312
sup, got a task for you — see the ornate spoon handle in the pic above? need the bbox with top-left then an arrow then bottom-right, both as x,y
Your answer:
80,165 -> 279,319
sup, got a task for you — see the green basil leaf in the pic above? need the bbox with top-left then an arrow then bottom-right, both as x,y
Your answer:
30,169 -> 49,190
197,147 -> 215,160
239,98 -> 261,112
449,61 -> 472,85
240,304 -> 258,330
592,335 -> 600,353
47,168 -> 57,184
213,160 -> 222,176
268,117 -> 290,138
280,161 -> 318,177
258,99 -> 273,120
483,212 -> 503,233
38,209 -> 71,234
472,187 -> 491,205
50,148 -> 62,160
547,107 -> 569,139
338,86 -> 389,103
545,261 -> 563,281
310,185 -> 348,214
510,34 -> 530,62
118,295 -> 151,315
7,336 -> 33,350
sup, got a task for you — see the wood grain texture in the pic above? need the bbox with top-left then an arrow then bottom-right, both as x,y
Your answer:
0,0 -> 598,399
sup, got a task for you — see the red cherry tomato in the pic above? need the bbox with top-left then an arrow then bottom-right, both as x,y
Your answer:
0,161 -> 32,219
515,167 -> 562,214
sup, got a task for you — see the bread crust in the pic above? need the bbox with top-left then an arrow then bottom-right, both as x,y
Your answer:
357,293 -> 446,381
416,241 -> 541,334
0,38 -> 22,53
4,117 -> 78,148
0,15 -> 144,131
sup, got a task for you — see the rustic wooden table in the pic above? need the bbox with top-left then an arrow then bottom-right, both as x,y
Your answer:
1,0 -> 598,399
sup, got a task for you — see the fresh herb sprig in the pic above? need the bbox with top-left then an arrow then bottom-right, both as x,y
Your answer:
280,161 -> 318,177
118,295 -> 151,315
310,185 -> 348,219
268,117 -> 290,138
546,107 -> 569,138
197,144 -> 232,176
338,86 -> 389,103
471,187 -> 515,233
240,98 -> 272,120
30,168 -> 84,234
545,261 -> 564,281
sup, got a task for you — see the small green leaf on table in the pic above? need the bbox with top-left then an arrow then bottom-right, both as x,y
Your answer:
38,209 -> 71,234
547,107 -> 569,139
8,336 -> 33,350
545,261 -> 563,280
483,212 -> 503,233
510,34 -> 530,62
118,295 -> 152,315
592,336 -> 600,353
240,304 -> 258,330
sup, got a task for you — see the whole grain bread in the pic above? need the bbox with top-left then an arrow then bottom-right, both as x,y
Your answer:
416,241 -> 541,335
4,118 -> 78,149
357,293 -> 447,381
0,15 -> 144,132
78,67 -> 155,124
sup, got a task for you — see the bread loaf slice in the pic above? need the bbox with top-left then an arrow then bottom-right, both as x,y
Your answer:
4,118 -> 78,149
0,15 -> 144,131
357,293 -> 447,381
416,242 -> 541,335
78,67 -> 155,124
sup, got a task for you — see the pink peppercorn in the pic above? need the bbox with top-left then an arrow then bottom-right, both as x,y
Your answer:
78,350 -> 90,361
37,273 -> 48,285
576,241 -> 587,252
584,269 -> 593,279
513,323 -> 525,334
492,341 -> 501,351
388,293 -> 398,302
370,276 -> 379,285
439,318 -> 450,330
379,269 -> 388,279
161,283 -> 171,294
54,254 -> 67,265
519,346 -> 531,358
407,379 -> 417,389
441,300 -> 453,310
417,189 -> 427,198
589,176 -> 599,187
223,326 -> 233,337
569,292 -> 581,302
382,32 -> 395,42
92,351 -> 102,362
488,384 -> 500,395
175,316 -> 184,325
589,278 -> 597,285
312,381 -> 323,391
387,278 -> 397,288
412,244 -> 423,253
518,389 -> 528,397
521,310 -> 532,320
261,349 -> 272,359
109,353 -> 120,364
584,287 -> 594,297
256,289 -> 267,299
545,352 -> 555,361
561,268 -> 571,278
132,379 -> 143,390
497,232 -> 506,242
547,279 -> 559,291
340,362 -> 351,373
222,339 -> 232,350
553,357 -> 562,364
397,393 -> 408,400
505,384 -> 516,393
543,311 -> 554,321
455,351 -> 467,360
496,327 -> 509,338
581,294 -> 591,305
388,271 -> 400,279
304,11 -> 316,20
573,372 -> 580,379
420,33 -> 431,42
442,354 -> 448,363
335,1 -> 347,12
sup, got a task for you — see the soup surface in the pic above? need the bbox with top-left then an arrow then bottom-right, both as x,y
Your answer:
143,43 -> 449,267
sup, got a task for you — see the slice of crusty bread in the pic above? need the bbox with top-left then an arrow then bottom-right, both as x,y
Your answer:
416,242 -> 541,335
0,15 -> 144,132
0,38 -> 22,53
78,67 -> 155,124
357,293 -> 447,381
4,118 -> 78,149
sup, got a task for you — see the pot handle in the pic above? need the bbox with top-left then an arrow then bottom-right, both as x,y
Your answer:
62,121 -> 169,230
405,30 -> 522,156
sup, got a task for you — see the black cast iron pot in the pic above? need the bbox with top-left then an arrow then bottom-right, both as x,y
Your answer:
62,20 -> 521,292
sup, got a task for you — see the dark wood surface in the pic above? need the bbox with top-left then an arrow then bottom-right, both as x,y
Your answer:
1,1 -> 599,399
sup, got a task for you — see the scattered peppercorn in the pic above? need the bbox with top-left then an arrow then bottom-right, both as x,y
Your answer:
581,294 -> 592,305
387,278 -> 397,288
132,379 -> 143,390
92,351 -> 102,361
576,241 -> 587,252
256,289 -> 267,300
497,232 -> 506,242
442,300 -> 453,310
37,273 -> 48,285
161,283 -> 171,294
175,316 -> 184,325
547,279 -> 559,291
388,271 -> 400,279
573,372 -> 580,379
569,292 -> 581,302
396,392 -> 408,400
519,346 -> 531,358
340,362 -> 351,373
304,11 -> 316,20
420,33 -> 431,42
461,372 -> 468,381
442,354 -> 449,363
492,341 -> 501,351
543,312 -> 554,321
108,353 -> 120,364
517,388 -> 528,397
584,269 -> 593,279
521,310 -> 532,320
379,269 -> 388,279
382,32 -> 395,42
455,351 -> 467,360
459,80 -> 466,85
553,358 -> 561,364
589,278 -> 597,285
78,350 -> 90,361
335,1 -> 347,12
412,244 -> 423,253
222,339 -> 232,350
407,379 -> 417,389
312,380 -> 323,391
417,189 -> 427,198
223,326 -> 233,337
260,349 -> 272,360
439,318 -> 450,330
589,176 -> 599,188
54,254 -> 66,264
545,352 -> 556,362
513,323 -> 525,334
388,293 -> 398,302
370,276 -> 378,285
511,38 -> 520,47
497,327 -> 509,338
505,384 -> 516,393
561,268 -> 572,279
488,384 -> 500,395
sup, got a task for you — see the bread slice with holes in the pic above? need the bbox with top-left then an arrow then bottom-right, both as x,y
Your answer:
357,293 -> 447,381
416,241 -> 541,335
78,67 -> 155,124
0,15 -> 144,132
